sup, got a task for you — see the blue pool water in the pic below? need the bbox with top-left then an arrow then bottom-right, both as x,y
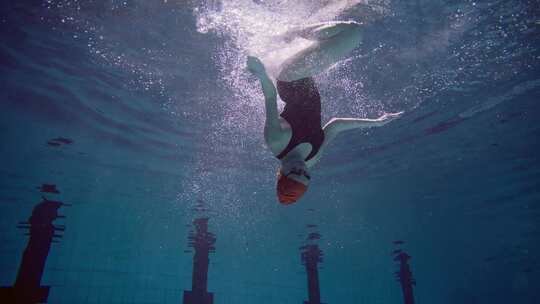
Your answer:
1,1 -> 539,303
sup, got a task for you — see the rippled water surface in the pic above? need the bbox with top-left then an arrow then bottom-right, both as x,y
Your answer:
1,1 -> 539,303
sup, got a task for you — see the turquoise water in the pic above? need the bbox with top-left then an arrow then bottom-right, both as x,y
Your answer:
1,1 -> 539,303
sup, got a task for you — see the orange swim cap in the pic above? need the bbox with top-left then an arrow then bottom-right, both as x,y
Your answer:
276,172 -> 308,204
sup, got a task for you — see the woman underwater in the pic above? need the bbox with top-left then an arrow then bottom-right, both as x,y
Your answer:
247,21 -> 402,204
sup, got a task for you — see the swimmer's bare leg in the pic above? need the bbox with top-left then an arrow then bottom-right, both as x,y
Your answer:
277,21 -> 363,82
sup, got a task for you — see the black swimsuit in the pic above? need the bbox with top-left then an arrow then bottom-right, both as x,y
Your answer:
276,77 -> 325,162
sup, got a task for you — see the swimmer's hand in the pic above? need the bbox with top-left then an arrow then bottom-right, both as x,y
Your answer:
247,56 -> 268,78
377,111 -> 404,125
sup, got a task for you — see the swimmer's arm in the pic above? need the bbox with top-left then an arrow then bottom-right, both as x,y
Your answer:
323,112 -> 403,144
324,112 -> 403,136
283,21 -> 362,42
307,112 -> 403,168
246,56 -> 281,141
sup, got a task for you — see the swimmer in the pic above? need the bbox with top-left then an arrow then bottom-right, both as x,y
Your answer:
247,21 -> 402,204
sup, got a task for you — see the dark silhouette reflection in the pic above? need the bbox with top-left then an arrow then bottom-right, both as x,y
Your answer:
38,184 -> 60,194
183,217 -> 216,304
393,242 -> 416,304
301,224 -> 325,304
0,196 -> 66,303
46,137 -> 73,147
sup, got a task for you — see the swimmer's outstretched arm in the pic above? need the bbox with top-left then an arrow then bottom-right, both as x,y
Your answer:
282,21 -> 362,42
323,112 -> 403,143
306,112 -> 403,168
246,56 -> 282,145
